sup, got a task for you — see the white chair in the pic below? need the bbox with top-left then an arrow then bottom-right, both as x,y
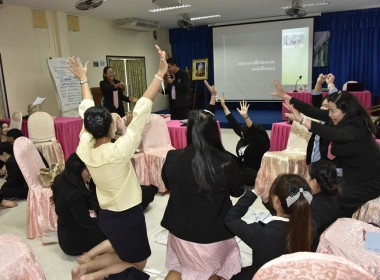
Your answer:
9,111 -> 23,130
0,234 -> 46,279
27,112 -> 65,167
13,137 -> 58,239
253,252 -> 375,280
258,120 -> 312,196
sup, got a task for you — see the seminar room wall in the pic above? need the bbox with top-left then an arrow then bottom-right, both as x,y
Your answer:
0,5 -> 170,117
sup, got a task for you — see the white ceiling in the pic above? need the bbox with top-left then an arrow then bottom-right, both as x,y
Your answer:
5,0 -> 380,29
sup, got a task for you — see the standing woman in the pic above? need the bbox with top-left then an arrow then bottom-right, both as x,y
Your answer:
161,109 -> 245,280
100,66 -> 137,117
225,174 -> 312,279
67,45 -> 168,280
271,80 -> 380,217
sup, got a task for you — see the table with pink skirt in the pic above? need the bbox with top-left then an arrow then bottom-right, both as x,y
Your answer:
1,117 -> 82,160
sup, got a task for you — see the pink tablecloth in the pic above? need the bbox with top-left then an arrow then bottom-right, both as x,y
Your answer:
269,122 -> 291,151
166,120 -> 221,150
317,218 -> 380,279
1,117 -> 82,160
282,90 -> 372,119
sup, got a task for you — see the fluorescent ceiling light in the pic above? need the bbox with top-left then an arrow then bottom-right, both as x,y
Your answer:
148,4 -> 192,12
280,2 -> 329,9
191,15 -> 221,21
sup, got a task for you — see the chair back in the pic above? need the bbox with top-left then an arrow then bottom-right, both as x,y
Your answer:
0,234 -> 46,280
285,120 -> 312,152
14,137 -> 58,238
14,137 -> 46,189
111,112 -> 127,137
28,111 -> 56,142
139,114 -> 173,152
9,111 -> 23,130
253,252 -> 375,280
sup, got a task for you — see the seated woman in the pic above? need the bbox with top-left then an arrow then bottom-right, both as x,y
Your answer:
307,160 -> 340,251
225,173 -> 312,279
0,121 -> 9,143
0,142 -> 28,200
51,153 -> 106,256
161,109 -> 245,280
204,81 -> 270,185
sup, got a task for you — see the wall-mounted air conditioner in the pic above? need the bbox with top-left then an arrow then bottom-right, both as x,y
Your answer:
116,18 -> 159,32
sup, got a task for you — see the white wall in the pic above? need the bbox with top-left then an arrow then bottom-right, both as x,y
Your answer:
0,5 -> 170,117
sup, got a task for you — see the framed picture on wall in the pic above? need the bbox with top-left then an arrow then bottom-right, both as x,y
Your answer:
192,58 -> 208,80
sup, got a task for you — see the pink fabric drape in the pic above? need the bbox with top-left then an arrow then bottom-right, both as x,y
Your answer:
0,234 -> 46,280
352,196 -> 380,227
317,218 -> 380,279
13,137 -> 58,239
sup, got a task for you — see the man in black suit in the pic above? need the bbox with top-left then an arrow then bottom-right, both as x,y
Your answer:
165,57 -> 190,120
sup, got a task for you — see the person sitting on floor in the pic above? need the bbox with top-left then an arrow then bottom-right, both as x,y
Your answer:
0,142 -> 28,200
225,173 -> 312,279
205,80 -> 270,185
306,159 -> 340,251
51,153 -> 106,256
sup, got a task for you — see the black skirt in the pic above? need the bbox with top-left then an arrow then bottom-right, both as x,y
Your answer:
98,204 -> 151,263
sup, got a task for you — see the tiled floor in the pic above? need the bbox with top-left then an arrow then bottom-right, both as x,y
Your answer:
0,128 -> 270,279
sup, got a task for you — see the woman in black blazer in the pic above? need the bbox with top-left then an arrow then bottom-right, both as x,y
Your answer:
161,109 -> 245,280
225,174 -> 312,279
100,66 -> 137,117
51,153 -> 105,256
271,79 -> 380,217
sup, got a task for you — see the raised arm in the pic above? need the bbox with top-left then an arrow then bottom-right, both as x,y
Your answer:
66,58 -> 92,101
270,80 -> 292,103
237,100 -> 252,128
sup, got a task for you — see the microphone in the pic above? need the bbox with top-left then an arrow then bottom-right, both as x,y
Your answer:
294,75 -> 302,92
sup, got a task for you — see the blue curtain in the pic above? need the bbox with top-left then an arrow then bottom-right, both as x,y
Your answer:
314,8 -> 380,99
169,25 -> 213,96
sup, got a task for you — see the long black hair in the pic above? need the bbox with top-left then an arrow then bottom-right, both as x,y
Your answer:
309,160 -> 341,196
51,153 -> 98,210
185,110 -> 232,196
329,91 -> 375,133
102,66 -> 113,82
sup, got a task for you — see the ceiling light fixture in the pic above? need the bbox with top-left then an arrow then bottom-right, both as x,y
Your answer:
148,4 -> 192,13
191,15 -> 221,21
280,2 -> 329,9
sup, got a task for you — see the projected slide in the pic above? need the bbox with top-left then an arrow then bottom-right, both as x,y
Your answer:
213,18 -> 313,101
282,28 -> 309,86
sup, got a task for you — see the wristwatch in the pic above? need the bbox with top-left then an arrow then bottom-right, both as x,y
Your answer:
80,80 -> 88,84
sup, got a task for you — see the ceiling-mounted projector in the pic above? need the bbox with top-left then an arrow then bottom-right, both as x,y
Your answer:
285,0 -> 307,17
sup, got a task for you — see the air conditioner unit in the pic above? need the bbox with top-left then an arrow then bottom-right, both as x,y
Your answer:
116,18 -> 159,32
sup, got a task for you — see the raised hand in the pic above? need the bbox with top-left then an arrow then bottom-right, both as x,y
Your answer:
254,167 -> 266,198
155,45 -> 168,77
288,104 -> 302,123
270,80 -> 287,99
316,73 -> 326,85
237,100 -> 250,118
204,80 -> 217,98
129,97 -> 138,103
326,73 -> 335,85
220,93 -> 227,109
66,57 -> 89,81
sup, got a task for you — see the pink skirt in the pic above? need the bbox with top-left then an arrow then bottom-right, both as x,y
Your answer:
166,232 -> 242,279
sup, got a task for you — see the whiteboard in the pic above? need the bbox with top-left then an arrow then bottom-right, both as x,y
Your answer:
47,57 -> 82,117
